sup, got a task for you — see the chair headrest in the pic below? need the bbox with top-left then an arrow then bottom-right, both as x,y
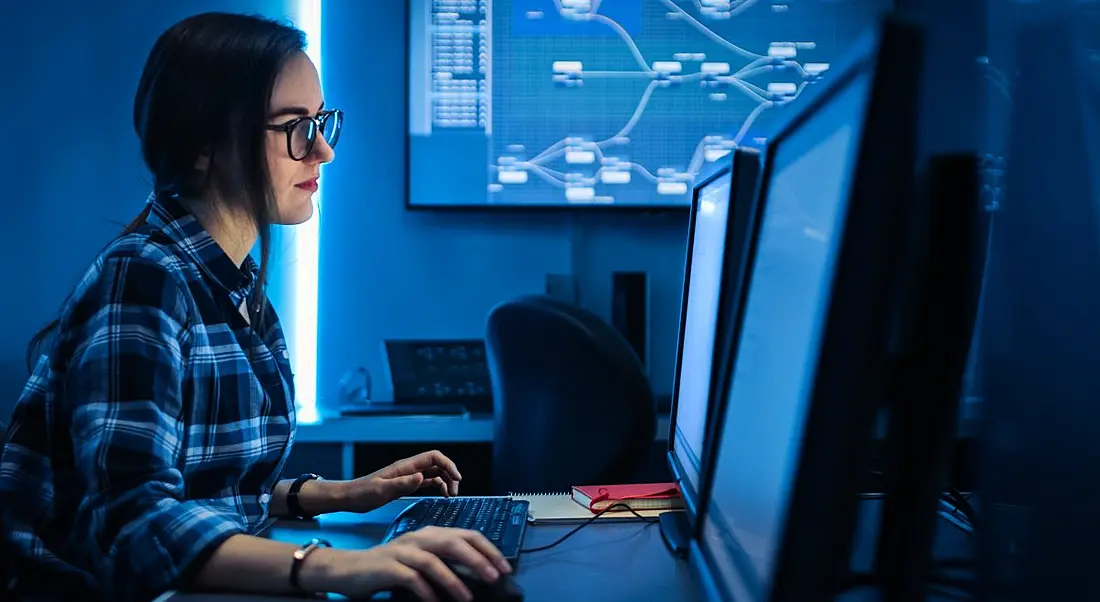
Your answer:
486,294 -> 646,374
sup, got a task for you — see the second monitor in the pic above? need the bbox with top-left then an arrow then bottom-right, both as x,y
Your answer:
691,16 -> 924,602
663,147 -> 763,556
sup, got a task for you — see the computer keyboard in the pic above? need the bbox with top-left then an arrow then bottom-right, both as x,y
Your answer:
382,497 -> 530,564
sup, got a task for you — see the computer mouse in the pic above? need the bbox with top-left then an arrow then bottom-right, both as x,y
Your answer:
387,561 -> 525,602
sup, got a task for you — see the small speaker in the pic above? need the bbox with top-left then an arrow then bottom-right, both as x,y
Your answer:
611,271 -> 649,369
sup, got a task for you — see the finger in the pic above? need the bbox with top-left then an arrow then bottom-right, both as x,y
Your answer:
423,450 -> 462,482
377,454 -> 428,479
397,545 -> 473,602
414,475 -> 442,488
414,464 -> 459,489
402,473 -> 426,490
458,528 -> 511,574
416,529 -> 501,582
388,562 -> 438,602
416,465 -> 449,479
416,469 -> 458,495
417,476 -> 447,497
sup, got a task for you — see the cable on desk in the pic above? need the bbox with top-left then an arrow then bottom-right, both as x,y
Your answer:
519,502 -> 660,554
944,484 -> 978,526
866,466 -> 977,526
939,492 -> 977,536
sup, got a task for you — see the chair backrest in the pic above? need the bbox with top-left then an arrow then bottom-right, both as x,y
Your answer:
485,295 -> 657,495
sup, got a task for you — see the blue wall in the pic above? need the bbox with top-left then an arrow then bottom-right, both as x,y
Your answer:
318,0 -> 687,409
0,0 -> 689,420
0,0 -> 292,419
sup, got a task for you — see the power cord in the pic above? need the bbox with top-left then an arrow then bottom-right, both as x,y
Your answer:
520,502 -> 660,554
938,486 -> 977,536
944,485 -> 977,525
868,467 -> 978,530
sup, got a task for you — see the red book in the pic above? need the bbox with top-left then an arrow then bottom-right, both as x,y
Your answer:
571,482 -> 684,513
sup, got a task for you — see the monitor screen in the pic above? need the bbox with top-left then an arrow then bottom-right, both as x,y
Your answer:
671,168 -> 732,498
698,70 -> 870,600
406,0 -> 887,208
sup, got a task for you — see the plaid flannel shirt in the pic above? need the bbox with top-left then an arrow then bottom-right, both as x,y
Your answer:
0,194 -> 297,601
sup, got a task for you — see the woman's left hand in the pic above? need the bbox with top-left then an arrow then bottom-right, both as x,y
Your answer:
340,450 -> 463,513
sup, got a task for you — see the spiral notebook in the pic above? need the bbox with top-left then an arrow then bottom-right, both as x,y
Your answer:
509,491 -> 668,524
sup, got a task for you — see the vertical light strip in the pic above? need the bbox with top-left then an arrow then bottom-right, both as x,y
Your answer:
292,0 -> 321,424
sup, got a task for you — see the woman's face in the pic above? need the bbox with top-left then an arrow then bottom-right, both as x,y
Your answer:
266,51 -> 335,225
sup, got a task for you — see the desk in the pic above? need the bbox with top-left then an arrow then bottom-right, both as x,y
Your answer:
163,498 -> 971,602
298,416 -> 671,480
164,498 -> 705,602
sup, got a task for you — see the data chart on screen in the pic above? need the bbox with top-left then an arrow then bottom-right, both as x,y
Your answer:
407,0 -> 888,208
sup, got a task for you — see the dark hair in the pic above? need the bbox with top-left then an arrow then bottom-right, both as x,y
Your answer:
26,12 -> 307,370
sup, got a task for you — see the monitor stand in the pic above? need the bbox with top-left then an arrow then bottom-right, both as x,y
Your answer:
659,511 -> 691,559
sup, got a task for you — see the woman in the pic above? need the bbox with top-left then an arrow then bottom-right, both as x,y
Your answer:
0,12 -> 509,602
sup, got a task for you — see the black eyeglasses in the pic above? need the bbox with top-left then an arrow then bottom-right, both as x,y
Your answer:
266,109 -> 343,161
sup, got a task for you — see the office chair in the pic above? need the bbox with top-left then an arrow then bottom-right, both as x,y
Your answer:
485,294 -> 658,495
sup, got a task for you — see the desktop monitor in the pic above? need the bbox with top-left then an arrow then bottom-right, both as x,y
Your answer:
872,153 -> 986,602
663,148 -> 762,555
688,17 -> 923,602
978,13 -> 1100,600
406,0 -> 892,209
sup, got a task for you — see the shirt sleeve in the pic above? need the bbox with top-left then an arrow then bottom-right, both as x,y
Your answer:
62,253 -> 248,602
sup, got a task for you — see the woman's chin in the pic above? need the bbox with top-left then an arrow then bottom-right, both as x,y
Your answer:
278,197 -> 315,225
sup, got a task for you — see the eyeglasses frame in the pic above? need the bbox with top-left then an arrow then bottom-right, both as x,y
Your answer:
266,108 -> 343,161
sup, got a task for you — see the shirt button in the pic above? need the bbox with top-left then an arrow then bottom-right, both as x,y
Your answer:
260,493 -> 271,504
282,350 -> 290,359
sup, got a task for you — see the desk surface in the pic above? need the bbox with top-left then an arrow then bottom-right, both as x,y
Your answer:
163,497 -> 972,602
165,498 -> 703,602
297,415 -> 671,444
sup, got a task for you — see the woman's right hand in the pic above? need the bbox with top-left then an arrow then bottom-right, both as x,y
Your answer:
312,526 -> 513,601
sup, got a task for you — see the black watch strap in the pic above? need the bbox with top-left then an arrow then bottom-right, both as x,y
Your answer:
288,473 -> 322,519
290,537 -> 331,591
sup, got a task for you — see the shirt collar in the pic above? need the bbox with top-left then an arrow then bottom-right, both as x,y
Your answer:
144,193 -> 259,307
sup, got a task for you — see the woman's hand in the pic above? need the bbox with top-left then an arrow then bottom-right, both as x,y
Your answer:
314,527 -> 512,601
339,450 -> 463,513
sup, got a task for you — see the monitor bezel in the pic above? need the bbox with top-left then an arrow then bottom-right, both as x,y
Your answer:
666,149 -> 761,527
688,16 -> 924,602
685,144 -> 765,542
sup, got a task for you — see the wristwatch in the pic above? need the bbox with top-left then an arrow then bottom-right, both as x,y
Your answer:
290,537 -> 332,591
287,473 -> 323,520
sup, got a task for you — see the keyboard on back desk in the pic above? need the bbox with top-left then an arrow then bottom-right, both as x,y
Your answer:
381,497 -> 531,565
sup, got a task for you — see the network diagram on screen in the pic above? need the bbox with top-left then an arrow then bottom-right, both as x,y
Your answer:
408,0 -> 884,208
